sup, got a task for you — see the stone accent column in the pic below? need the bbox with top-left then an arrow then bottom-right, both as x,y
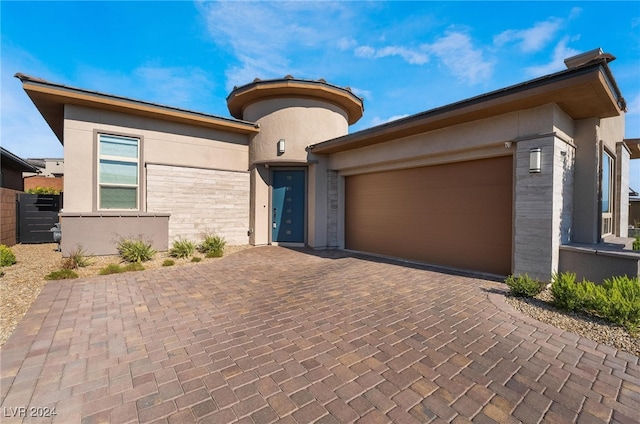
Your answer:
513,134 -> 575,281
327,170 -> 339,248
616,142 -> 630,238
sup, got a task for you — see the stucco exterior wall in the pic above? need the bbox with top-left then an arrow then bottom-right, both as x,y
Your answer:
62,105 -> 249,213
243,98 -> 349,165
146,164 -> 250,245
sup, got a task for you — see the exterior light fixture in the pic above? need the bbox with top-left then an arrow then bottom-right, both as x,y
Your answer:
277,139 -> 285,154
529,148 -> 541,173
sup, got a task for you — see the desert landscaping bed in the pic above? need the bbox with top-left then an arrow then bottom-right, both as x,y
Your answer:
1,243 -> 638,357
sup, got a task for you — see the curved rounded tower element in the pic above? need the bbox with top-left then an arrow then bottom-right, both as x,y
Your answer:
227,77 -> 363,166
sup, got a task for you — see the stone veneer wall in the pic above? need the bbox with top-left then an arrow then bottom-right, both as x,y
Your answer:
326,170 -> 339,248
0,188 -> 18,246
616,143 -> 630,238
513,134 -> 575,281
146,164 -> 250,245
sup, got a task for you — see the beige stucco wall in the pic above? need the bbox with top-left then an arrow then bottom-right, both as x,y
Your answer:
243,98 -> 349,165
62,104 -> 249,213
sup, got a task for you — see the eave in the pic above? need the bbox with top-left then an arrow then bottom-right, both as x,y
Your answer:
310,62 -> 625,154
227,78 -> 364,125
624,139 -> 640,159
15,73 -> 260,145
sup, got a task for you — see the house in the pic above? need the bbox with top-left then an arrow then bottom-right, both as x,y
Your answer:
22,158 -> 64,193
1,147 -> 39,245
15,48 -> 636,281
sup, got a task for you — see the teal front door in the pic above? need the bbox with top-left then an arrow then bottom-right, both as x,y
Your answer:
272,170 -> 305,243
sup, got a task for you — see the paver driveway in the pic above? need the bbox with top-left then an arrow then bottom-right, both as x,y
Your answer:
1,247 -> 638,423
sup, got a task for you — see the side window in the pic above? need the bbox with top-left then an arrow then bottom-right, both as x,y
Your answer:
601,150 -> 614,236
98,134 -> 139,210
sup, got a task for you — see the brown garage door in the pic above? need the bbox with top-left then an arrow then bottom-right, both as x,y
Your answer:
345,155 -> 513,275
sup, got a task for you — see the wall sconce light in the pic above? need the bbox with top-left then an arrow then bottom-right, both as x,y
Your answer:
529,148 -> 541,173
277,139 -> 285,155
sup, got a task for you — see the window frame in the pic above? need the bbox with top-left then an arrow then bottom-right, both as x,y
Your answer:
96,133 -> 141,211
601,148 -> 614,237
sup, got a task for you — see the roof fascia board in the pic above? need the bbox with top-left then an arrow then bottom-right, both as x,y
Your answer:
18,75 -> 259,137
310,63 -> 623,154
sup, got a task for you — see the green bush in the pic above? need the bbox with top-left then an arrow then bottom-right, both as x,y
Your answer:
199,234 -> 226,258
26,186 -> 60,195
99,262 -> 145,275
45,269 -> 78,280
191,256 -> 202,263
633,236 -> 640,251
170,238 -> 196,259
162,259 -> 175,267
551,272 -> 583,311
117,238 -> 156,263
551,272 -> 640,332
505,274 -> 544,297
99,264 -> 124,275
0,245 -> 17,267
62,246 -> 92,269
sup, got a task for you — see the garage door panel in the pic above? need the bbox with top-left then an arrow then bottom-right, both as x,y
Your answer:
345,156 -> 512,275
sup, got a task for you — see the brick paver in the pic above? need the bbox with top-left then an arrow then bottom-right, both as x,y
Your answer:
1,246 -> 638,423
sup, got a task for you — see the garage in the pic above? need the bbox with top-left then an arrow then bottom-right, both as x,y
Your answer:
345,155 -> 513,275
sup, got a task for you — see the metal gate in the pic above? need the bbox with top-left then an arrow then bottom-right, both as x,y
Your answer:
17,194 -> 61,243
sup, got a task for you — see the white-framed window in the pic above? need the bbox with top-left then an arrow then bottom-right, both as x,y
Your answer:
601,150 -> 614,236
98,134 -> 139,210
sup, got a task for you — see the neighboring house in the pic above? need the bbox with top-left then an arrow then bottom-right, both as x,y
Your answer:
15,48 -> 636,281
0,147 -> 39,246
22,158 -> 64,193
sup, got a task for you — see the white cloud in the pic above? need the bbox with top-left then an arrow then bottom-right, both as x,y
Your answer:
197,1 -> 352,90
369,114 -> 409,127
525,37 -> 580,77
494,18 -> 563,53
337,37 -> 357,51
427,32 -> 494,84
355,44 -> 429,65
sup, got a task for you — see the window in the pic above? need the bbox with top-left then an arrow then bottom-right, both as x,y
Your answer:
601,150 -> 614,236
98,134 -> 139,210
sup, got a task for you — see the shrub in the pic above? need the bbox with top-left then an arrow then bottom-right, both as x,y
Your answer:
633,236 -> 640,251
45,269 -> 78,280
505,274 -> 543,297
162,259 -> 175,267
170,239 -> 196,259
191,256 -> 202,263
0,245 -> 16,267
117,238 -> 156,263
62,246 -> 92,269
551,272 -> 640,332
26,186 -> 60,195
551,272 -> 583,311
199,234 -> 226,258
99,264 -> 124,275
123,262 -> 145,272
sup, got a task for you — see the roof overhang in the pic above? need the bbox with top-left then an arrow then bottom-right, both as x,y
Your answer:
310,61 -> 626,154
625,139 -> 640,159
15,73 -> 260,145
1,147 -> 39,172
227,78 -> 364,125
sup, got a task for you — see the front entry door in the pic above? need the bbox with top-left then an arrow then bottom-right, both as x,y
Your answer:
272,170 -> 305,243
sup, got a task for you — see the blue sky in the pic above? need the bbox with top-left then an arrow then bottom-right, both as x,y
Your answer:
2,1 -> 639,188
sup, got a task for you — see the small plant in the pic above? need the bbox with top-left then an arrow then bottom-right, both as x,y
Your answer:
162,259 -> 175,267
170,238 -> 196,259
551,272 -> 583,311
99,264 -> 124,275
505,274 -> 544,297
0,245 -> 17,267
199,234 -> 226,258
117,238 -> 156,263
123,262 -> 145,272
633,236 -> 640,251
26,186 -> 60,195
45,269 -> 78,280
62,246 -> 92,269
191,256 -> 202,263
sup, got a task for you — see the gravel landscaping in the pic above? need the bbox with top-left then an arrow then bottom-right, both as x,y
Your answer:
1,243 -> 638,357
